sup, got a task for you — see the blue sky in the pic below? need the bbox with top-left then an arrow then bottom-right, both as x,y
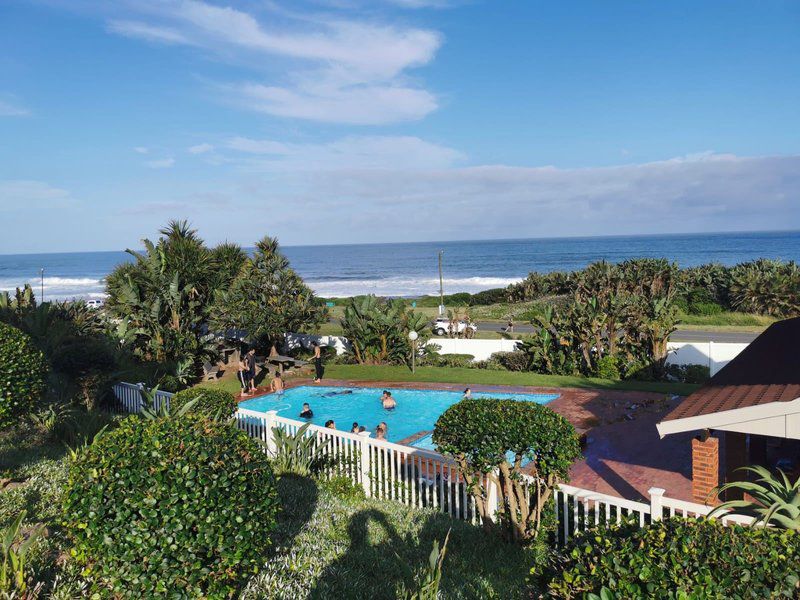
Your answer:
1,0 -> 799,253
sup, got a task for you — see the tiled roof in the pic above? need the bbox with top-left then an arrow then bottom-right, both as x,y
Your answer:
662,317 -> 800,422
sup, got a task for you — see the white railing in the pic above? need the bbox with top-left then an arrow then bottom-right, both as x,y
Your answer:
111,382 -> 173,414
112,382 -> 753,544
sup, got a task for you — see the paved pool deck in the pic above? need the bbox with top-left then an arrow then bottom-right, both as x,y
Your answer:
239,378 -> 694,503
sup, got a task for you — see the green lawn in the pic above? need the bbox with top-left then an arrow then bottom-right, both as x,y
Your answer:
322,364 -> 699,395
242,475 -> 542,599
675,310 -> 776,330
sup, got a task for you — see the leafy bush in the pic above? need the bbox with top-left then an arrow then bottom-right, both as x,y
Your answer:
63,414 -> 279,598
435,354 -> 475,368
689,301 -> 724,316
156,373 -> 184,393
545,517 -> 800,599
487,351 -> 530,372
171,386 -> 238,418
468,288 -> 508,306
433,399 -> 580,541
0,322 -> 48,429
319,475 -> 365,501
592,355 -> 621,379
665,363 -> 710,384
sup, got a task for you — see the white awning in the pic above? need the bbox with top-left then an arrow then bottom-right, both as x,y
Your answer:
656,397 -> 800,439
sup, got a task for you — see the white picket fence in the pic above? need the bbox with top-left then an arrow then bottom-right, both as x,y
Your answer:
111,383 -> 751,545
111,382 -> 173,414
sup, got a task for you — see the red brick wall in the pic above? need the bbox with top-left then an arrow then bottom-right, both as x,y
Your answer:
692,435 -> 719,505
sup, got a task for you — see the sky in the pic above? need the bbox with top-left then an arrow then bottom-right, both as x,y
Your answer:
0,0 -> 799,254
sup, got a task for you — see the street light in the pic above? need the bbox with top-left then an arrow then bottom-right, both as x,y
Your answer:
408,330 -> 419,374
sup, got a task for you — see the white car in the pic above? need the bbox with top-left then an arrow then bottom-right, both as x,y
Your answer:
85,299 -> 104,309
431,317 -> 477,337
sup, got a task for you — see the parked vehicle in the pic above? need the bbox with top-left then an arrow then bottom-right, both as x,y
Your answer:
432,317 -> 477,337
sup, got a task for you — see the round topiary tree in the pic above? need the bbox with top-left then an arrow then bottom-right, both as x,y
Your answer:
433,398 -> 581,542
170,386 -> 238,418
63,414 -> 278,598
0,322 -> 48,429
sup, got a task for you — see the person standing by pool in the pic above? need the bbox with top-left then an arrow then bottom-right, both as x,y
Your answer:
246,349 -> 257,393
381,391 -> 396,410
312,342 -> 323,383
270,371 -> 284,395
299,403 -> 314,419
237,356 -> 250,396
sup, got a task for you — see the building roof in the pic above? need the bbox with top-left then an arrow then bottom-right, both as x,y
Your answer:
657,317 -> 800,439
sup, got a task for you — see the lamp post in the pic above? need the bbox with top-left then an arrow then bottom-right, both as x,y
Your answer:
408,330 -> 419,374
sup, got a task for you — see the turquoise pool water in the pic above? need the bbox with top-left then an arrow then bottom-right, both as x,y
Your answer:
239,385 -> 558,443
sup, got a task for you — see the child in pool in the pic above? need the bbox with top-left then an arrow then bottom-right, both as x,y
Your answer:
299,403 -> 313,419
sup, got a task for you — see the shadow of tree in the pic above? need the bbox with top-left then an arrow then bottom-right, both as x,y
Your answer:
310,507 -> 538,599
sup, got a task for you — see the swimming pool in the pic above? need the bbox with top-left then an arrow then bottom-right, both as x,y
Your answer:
239,385 -> 559,443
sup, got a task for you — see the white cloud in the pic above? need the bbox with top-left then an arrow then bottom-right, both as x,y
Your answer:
133,146 -> 149,154
209,152 -> 800,244
104,1 -> 441,124
0,180 -> 72,209
225,134 -> 464,169
188,142 -> 214,154
145,157 -> 175,168
0,97 -> 30,117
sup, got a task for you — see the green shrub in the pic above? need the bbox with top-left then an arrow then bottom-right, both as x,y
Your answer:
0,322 -> 48,429
545,517 -> 800,599
592,355 -> 621,379
156,374 -> 183,393
487,351 -> 529,372
319,475 -> 365,501
689,301 -> 724,316
433,399 -> 580,541
468,288 -> 508,306
436,354 -> 475,368
63,414 -> 278,598
665,363 -> 710,384
171,386 -> 238,418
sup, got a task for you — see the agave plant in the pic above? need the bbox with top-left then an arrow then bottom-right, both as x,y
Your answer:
266,422 -> 329,476
708,465 -> 800,530
1,510 -> 44,594
399,529 -> 451,600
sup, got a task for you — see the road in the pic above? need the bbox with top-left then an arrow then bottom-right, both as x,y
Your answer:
471,321 -> 758,343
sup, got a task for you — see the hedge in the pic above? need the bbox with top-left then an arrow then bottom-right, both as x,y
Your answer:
0,322 -> 48,429
63,414 -> 278,598
171,386 -> 238,418
545,517 -> 800,599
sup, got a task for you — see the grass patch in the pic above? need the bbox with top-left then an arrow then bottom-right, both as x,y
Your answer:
676,311 -> 776,329
241,475 -> 543,599
323,364 -> 699,395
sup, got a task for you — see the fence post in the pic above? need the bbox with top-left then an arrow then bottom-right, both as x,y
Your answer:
358,431 -> 372,498
649,487 -> 666,521
708,340 -> 714,375
486,469 -> 500,522
263,410 -> 278,456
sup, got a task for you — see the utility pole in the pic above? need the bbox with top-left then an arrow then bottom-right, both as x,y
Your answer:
438,250 -> 444,316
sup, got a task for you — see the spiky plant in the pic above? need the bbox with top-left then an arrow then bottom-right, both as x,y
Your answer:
708,465 -> 800,530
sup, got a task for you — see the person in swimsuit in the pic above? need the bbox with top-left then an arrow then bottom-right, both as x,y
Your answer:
299,403 -> 313,419
351,422 -> 359,433
312,342 -> 323,383
463,387 -> 472,399
375,422 -> 387,440
270,371 -> 284,395
381,390 -> 397,410
325,419 -> 336,429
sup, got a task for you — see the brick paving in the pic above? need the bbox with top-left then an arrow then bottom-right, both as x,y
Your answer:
240,377 -> 695,502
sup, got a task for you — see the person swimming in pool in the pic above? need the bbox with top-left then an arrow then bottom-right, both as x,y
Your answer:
375,422 -> 387,440
381,390 -> 397,410
463,387 -> 472,399
299,403 -> 314,419
325,419 -> 336,429
351,422 -> 359,433
322,389 -> 353,397
270,371 -> 284,395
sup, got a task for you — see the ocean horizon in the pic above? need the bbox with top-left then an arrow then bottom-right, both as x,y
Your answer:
2,230 -> 799,301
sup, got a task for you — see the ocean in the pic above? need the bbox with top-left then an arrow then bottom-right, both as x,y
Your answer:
1,231 -> 798,301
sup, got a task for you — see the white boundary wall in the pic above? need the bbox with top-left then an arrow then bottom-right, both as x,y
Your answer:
285,333 -> 748,375
112,382 -> 752,545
